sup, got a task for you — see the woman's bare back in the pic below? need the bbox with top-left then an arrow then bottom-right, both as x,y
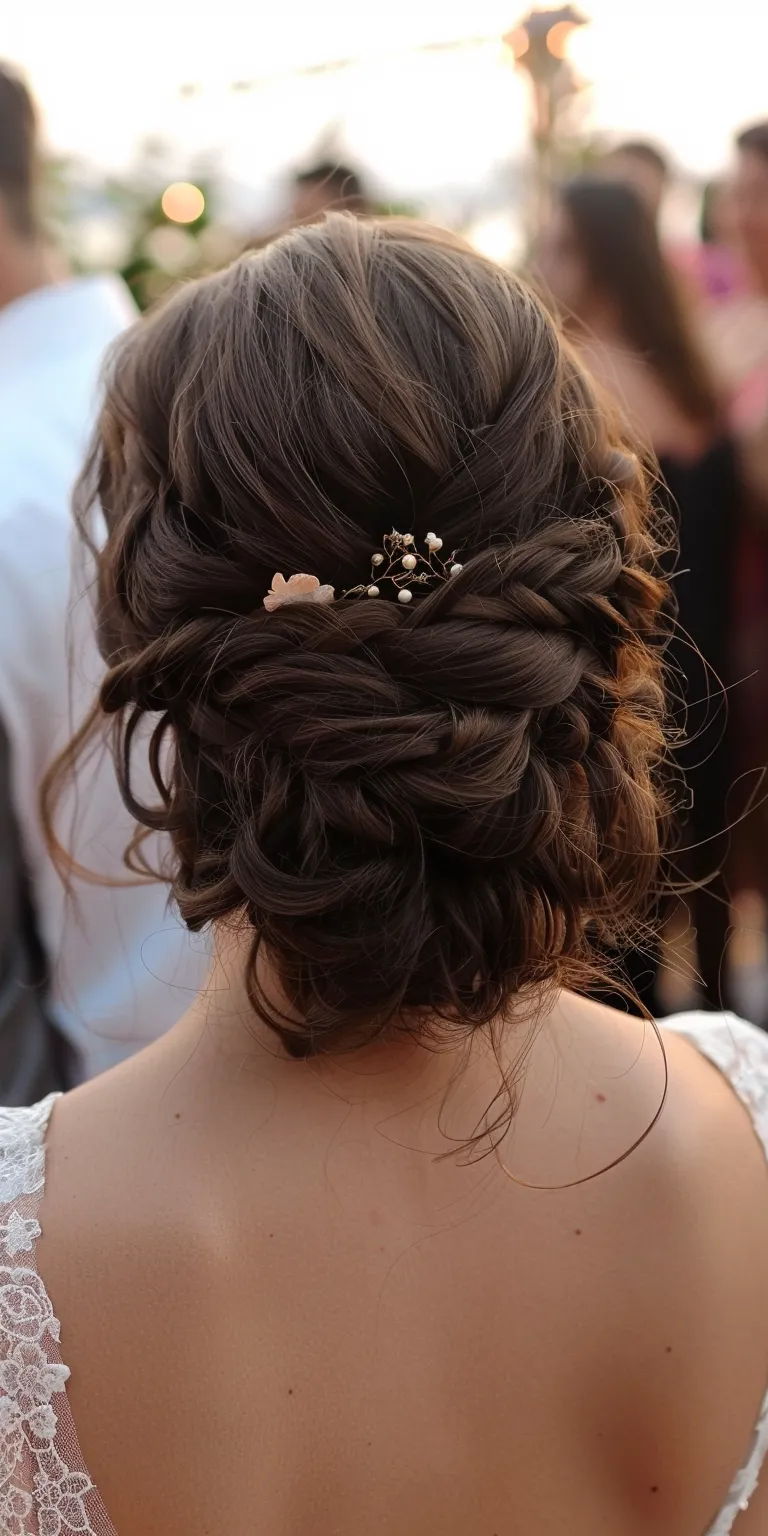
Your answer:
25,985 -> 768,1536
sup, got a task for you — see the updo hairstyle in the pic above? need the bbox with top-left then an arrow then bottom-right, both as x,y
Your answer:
60,216 -> 671,1055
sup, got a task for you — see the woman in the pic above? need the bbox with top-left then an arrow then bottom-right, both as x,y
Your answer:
539,178 -> 740,1014
1,217 -> 767,1535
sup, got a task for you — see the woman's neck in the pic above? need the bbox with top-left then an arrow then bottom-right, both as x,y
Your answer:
168,929 -> 553,1133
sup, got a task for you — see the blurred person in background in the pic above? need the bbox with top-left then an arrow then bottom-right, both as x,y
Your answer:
290,160 -> 372,224
0,63 -> 63,1100
602,141 -> 743,305
702,124 -> 768,915
0,62 -> 205,1097
539,177 -> 738,1015
704,123 -> 768,430
673,179 -> 745,305
733,123 -> 768,300
697,179 -> 744,301
601,139 -> 669,223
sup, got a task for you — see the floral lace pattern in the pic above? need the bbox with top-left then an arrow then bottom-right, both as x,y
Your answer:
0,1104 -> 49,1208
0,1017 -> 766,1533
0,1094 -> 114,1535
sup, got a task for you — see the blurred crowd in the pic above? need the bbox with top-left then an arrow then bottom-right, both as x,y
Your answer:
2,57 -> 768,1100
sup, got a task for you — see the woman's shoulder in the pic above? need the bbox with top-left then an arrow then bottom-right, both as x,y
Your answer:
538,997 -> 768,1359
554,1000 -> 768,1196
545,999 -> 768,1528
662,1009 -> 768,1127
643,1011 -> 768,1525
653,1009 -> 768,1207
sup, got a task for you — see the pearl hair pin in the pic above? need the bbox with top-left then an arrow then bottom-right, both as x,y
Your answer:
343,529 -> 462,604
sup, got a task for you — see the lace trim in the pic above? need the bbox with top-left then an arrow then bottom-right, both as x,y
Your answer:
665,1012 -> 768,1533
0,1093 -> 111,1535
0,1101 -> 53,1207
706,1393 -> 768,1535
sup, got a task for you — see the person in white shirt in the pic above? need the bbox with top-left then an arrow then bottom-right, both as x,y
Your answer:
0,62 -> 206,1093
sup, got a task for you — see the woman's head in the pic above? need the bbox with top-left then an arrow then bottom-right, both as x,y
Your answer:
539,178 -> 720,427
67,215 -> 670,1056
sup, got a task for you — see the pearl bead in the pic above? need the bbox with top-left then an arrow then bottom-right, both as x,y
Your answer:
371,552 -> 384,566
398,588 -> 413,603
367,585 -> 380,597
426,535 -> 442,551
402,533 -> 415,545
402,553 -> 417,570
450,563 -> 463,576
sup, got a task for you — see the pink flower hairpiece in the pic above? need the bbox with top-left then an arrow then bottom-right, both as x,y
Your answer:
263,573 -> 335,612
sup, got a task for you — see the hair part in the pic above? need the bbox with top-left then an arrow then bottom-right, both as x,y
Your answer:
47,215 -> 673,1059
559,177 -> 721,427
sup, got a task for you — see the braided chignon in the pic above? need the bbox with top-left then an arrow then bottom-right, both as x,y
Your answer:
63,215 -> 671,1055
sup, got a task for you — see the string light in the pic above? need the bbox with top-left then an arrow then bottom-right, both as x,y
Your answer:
503,26 -> 530,58
546,21 -> 576,58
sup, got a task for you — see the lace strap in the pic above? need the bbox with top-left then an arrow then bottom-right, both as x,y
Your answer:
0,1096 -> 58,1207
0,1095 -> 115,1535
706,1398 -> 768,1535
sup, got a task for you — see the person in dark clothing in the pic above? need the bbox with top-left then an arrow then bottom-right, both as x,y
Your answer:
0,718 -> 71,1101
538,176 -> 739,1013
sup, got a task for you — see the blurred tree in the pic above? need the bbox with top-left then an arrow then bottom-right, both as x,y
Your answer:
42,137 -> 231,310
120,178 -> 211,310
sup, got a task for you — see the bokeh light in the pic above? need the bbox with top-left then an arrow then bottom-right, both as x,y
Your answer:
143,224 -> 198,273
503,27 -> 530,60
161,181 -> 206,224
546,22 -> 577,60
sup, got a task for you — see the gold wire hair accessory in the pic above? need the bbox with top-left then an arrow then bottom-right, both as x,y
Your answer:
343,530 -> 463,604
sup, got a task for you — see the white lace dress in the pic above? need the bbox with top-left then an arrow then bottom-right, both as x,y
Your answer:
0,1013 -> 767,1535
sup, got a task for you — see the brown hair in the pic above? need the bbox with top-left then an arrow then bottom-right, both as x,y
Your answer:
560,178 -> 721,428
0,63 -> 39,239
50,215 -> 671,1057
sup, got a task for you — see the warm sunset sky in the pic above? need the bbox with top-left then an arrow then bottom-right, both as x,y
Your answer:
5,1 -> 768,191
